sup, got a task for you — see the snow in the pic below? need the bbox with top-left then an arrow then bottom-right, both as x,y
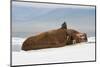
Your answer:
88,37 -> 95,43
12,37 -> 26,45
12,37 -> 26,52
12,37 -> 96,66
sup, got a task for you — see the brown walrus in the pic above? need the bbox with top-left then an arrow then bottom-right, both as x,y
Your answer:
22,22 -> 87,51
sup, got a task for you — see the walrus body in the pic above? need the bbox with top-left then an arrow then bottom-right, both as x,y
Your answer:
22,23 -> 87,51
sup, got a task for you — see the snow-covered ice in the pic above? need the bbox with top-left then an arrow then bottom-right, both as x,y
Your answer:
88,37 -> 95,43
12,37 -> 26,52
12,37 -> 96,66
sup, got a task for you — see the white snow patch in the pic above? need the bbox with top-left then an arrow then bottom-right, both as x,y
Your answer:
12,37 -> 26,52
88,37 -> 95,43
12,37 -> 26,45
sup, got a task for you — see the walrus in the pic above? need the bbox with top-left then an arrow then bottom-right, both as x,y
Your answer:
22,22 -> 87,51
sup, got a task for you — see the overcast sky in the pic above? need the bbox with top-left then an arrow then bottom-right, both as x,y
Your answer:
12,1 -> 95,37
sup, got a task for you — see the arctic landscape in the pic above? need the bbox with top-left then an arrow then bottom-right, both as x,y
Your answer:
12,36 -> 95,66
12,1 -> 96,66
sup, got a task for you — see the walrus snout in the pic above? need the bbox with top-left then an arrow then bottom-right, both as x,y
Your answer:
76,33 -> 87,42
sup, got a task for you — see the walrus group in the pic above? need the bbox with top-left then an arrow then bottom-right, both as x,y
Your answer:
22,22 -> 87,51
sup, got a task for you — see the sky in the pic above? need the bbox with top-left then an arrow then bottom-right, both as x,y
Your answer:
12,1 -> 96,37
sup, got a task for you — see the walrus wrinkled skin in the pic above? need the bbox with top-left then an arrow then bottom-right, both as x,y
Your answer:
22,23 -> 87,51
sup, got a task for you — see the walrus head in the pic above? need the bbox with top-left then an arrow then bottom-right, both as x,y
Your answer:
57,22 -> 87,44
75,33 -> 87,43
65,29 -> 87,44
